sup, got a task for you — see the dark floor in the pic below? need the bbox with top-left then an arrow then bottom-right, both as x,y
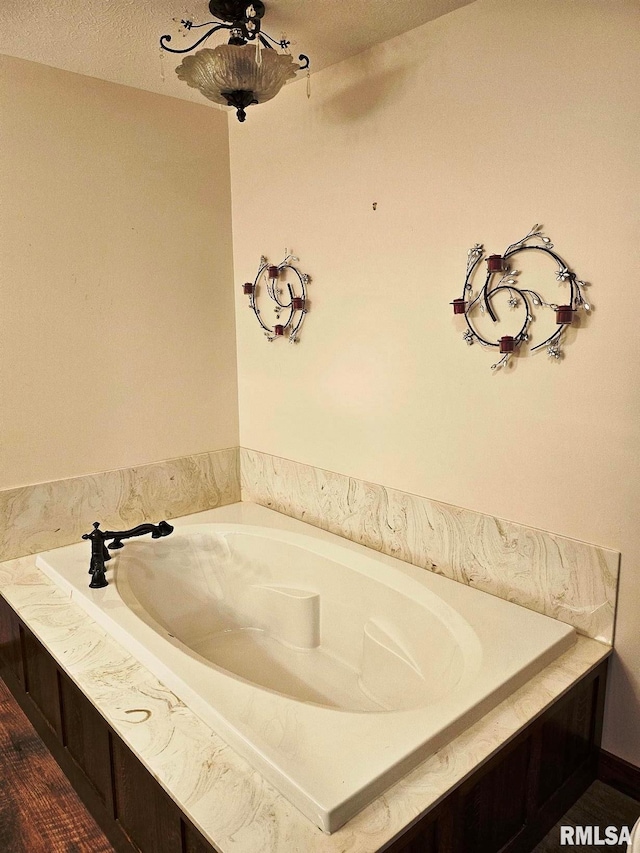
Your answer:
0,676 -> 116,853
1,675 -> 638,852
531,780 -> 640,852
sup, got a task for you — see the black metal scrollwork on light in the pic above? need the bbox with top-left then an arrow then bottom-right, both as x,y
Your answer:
160,0 -> 266,54
242,252 -> 310,343
159,3 -> 309,73
451,225 -> 591,371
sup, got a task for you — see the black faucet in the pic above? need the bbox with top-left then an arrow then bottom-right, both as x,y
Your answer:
82,520 -> 174,588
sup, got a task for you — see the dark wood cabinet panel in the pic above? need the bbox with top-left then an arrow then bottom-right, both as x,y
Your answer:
0,594 -> 25,686
537,676 -> 596,807
458,738 -> 530,853
59,671 -> 114,811
112,737 -> 184,853
183,821 -> 222,853
22,627 -> 63,738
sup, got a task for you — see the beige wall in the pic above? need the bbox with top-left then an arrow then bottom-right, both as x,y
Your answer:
230,0 -> 640,764
0,55 -> 238,489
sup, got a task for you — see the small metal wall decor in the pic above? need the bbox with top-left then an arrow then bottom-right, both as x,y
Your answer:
243,252 -> 310,342
452,225 -> 591,370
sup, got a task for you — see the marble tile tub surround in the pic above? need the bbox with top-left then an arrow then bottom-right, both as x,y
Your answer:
241,449 -> 619,644
0,447 -> 240,563
0,528 -> 611,853
1,445 -> 618,643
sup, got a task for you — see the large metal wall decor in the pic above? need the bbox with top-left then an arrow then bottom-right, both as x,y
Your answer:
243,252 -> 310,342
452,226 -> 591,370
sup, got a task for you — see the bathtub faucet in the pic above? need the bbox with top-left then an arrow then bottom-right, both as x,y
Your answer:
82,520 -> 174,589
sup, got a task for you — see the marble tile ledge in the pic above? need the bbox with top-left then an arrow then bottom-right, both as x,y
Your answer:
0,447 -> 240,562
0,555 -> 611,853
241,449 -> 620,644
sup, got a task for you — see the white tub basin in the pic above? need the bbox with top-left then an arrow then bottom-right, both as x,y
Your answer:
36,502 -> 576,832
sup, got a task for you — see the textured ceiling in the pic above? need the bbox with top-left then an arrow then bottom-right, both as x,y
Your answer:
0,0 -> 476,106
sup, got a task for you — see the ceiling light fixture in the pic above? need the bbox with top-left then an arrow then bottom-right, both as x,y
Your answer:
160,1 -> 310,122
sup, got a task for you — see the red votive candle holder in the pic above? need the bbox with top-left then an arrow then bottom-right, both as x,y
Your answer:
556,305 -> 574,324
242,282 -> 255,295
487,255 -> 506,273
267,265 -> 279,279
274,324 -> 284,336
451,298 -> 467,315
292,297 -> 305,310
499,335 -> 515,353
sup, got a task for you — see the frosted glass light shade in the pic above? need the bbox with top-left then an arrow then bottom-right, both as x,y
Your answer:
175,45 -> 299,106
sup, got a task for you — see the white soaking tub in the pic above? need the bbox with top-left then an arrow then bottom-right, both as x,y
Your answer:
36,502 -> 576,833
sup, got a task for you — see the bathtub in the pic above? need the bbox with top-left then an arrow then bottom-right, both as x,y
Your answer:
36,502 -> 576,833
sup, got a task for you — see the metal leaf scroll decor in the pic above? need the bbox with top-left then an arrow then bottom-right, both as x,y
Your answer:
451,226 -> 591,371
242,252 -> 310,343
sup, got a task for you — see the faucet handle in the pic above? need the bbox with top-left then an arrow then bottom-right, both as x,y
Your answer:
82,521 -> 103,541
152,520 -> 174,538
